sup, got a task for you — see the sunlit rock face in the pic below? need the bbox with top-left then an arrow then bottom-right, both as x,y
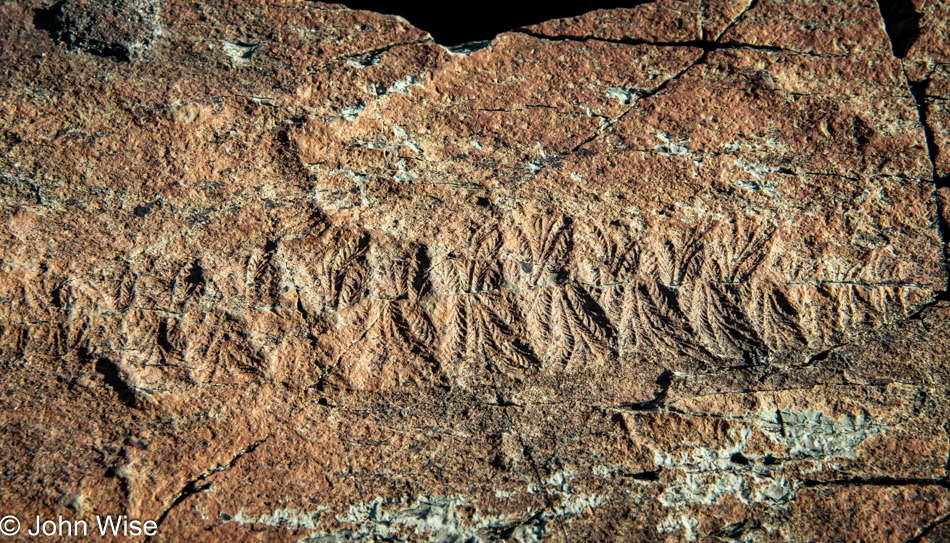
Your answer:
1,0 -> 949,541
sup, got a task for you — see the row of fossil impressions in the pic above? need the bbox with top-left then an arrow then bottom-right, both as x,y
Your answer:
7,217 -> 924,389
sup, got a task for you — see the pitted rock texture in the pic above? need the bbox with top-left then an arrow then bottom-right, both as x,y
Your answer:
1,0 -> 949,541
40,0 -> 163,60
905,0 -> 950,182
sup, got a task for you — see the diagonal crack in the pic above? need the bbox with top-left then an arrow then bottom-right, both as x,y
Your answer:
145,435 -> 271,540
710,0 -> 760,42
907,511 -> 950,543
308,306 -> 387,394
566,48 -> 710,154
907,77 -> 941,182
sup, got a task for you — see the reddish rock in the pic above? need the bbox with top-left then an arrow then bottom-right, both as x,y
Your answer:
905,0 -> 950,180
719,0 -> 891,55
0,0 -> 949,541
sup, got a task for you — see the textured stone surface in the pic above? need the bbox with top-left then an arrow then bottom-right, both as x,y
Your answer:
1,0 -> 949,541
50,0 -> 163,60
905,0 -> 950,181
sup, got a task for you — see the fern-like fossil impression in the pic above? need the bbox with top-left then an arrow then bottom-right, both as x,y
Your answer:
9,206 -> 937,393
281,226 -> 370,314
431,251 -> 535,375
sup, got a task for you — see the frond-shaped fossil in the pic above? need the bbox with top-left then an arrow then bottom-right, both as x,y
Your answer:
329,297 -> 442,390
370,244 -> 423,301
245,246 -> 281,307
431,257 -> 503,296
577,222 -> 639,286
509,213 -> 572,287
639,230 -> 706,288
744,281 -> 806,354
680,262 -> 761,359
524,283 -> 612,371
433,289 -> 532,368
112,266 -> 137,310
709,222 -> 774,283
171,260 -> 206,308
601,279 -> 699,358
281,227 -> 369,313
181,311 -> 264,382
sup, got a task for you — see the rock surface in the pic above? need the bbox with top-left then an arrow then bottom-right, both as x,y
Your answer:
0,0 -> 949,541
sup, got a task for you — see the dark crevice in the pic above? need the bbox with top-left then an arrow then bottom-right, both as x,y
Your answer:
939,277 -> 950,303
296,294 -> 310,320
494,393 -> 518,407
569,131 -> 601,154
907,78 -> 950,299
337,1 -> 654,46
145,436 -> 270,541
875,0 -> 922,58
413,244 -> 433,299
32,1 -> 65,35
155,320 -> 177,364
334,38 -> 435,66
730,452 -> 751,466
775,409 -> 787,438
93,355 -> 137,408
32,0 -> 144,61
803,476 -> 950,489
807,349 -> 834,364
908,512 -> 950,543
711,0 -> 759,41
514,30 -> 852,58
711,519 -> 764,540
50,282 -> 65,308
910,80 -> 943,182
936,173 -> 950,298
75,346 -> 94,365
623,469 -> 661,481
633,47 -> 708,99
802,345 -> 836,366
150,479 -> 212,533
183,260 -> 206,300
133,203 -> 153,218
616,370 -> 674,412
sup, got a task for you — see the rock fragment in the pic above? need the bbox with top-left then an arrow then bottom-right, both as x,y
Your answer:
43,0 -> 162,60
